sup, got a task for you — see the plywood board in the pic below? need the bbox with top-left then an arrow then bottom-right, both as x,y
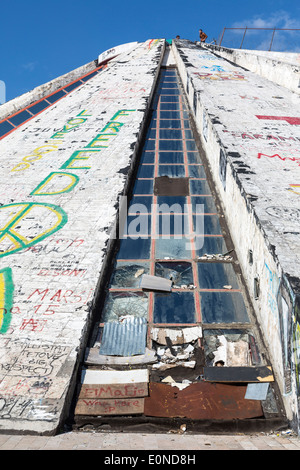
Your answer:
81,368 -> 149,384
75,397 -> 144,416
144,382 -> 263,420
78,382 -> 148,399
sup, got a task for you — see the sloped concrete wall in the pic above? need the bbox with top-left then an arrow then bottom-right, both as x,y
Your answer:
0,39 -> 164,434
172,39 -> 300,430
0,60 -> 98,122
205,44 -> 300,95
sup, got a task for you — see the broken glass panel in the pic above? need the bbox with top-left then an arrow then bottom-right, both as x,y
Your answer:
117,237 -> 151,260
203,329 -> 256,366
153,291 -> 195,323
109,262 -> 150,288
101,292 -> 149,322
155,261 -> 194,286
198,262 -> 239,289
201,292 -> 250,323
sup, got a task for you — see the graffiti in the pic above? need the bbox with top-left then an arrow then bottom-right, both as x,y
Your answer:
288,184 -> 300,196
60,109 -> 135,170
27,287 -> 93,305
199,65 -> 227,72
256,115 -> 300,126
264,262 -> 280,318
266,206 -> 300,222
258,153 -> 300,167
96,83 -> 147,99
198,54 -> 216,61
30,172 -> 79,196
24,236 -> 84,255
194,71 -> 246,81
0,202 -> 67,259
0,268 -> 14,334
219,149 -> 227,190
223,129 -> 300,144
11,110 -> 92,172
19,319 -> 47,332
37,267 -> 87,278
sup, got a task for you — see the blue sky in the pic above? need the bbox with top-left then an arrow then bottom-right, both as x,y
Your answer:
1,0 -> 300,102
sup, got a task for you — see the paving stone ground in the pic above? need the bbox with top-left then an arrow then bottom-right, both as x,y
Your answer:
0,430 -> 299,450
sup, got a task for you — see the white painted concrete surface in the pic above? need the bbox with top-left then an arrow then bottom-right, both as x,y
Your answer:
0,39 -> 164,434
172,39 -> 300,429
205,44 -> 300,94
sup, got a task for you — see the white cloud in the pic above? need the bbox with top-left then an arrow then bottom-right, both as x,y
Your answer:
232,10 -> 300,30
229,10 -> 300,51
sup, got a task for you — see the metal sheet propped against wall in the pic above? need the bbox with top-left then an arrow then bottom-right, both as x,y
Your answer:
144,382 -> 263,420
99,317 -> 147,356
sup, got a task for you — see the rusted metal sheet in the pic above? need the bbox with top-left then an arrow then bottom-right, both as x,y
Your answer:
75,397 -> 144,416
78,382 -> 148,399
144,382 -> 263,420
203,366 -> 274,383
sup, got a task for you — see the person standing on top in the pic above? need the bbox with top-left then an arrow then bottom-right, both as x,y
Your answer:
199,29 -> 208,43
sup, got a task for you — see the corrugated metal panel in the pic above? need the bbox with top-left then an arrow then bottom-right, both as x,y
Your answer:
99,317 -> 147,356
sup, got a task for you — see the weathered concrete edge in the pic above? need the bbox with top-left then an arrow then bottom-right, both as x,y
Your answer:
172,41 -> 298,429
50,40 -> 166,436
0,60 -> 98,121
204,44 -> 300,95
0,40 -> 166,436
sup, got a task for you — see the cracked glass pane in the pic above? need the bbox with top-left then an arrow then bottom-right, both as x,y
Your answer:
155,261 -> 194,286
109,262 -> 150,288
101,292 -> 148,322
